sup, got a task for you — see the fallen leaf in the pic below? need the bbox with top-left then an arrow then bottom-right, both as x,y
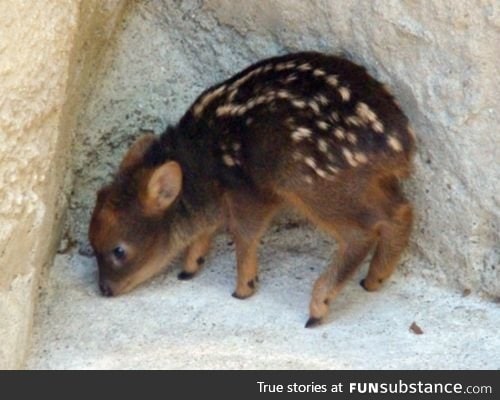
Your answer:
410,321 -> 424,335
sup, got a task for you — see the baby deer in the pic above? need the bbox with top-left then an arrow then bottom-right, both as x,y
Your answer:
89,52 -> 415,327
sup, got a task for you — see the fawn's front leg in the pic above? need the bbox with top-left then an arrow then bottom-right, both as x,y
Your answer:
178,228 -> 218,280
225,191 -> 282,299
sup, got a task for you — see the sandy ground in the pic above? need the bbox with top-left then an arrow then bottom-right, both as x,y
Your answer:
27,225 -> 500,369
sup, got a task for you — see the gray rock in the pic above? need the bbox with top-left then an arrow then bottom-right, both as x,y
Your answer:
70,0 -> 499,299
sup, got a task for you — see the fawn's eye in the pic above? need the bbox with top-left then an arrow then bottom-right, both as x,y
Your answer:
112,246 -> 126,262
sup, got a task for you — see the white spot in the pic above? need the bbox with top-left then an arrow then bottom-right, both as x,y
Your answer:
255,96 -> 267,105
228,88 -> 238,102
292,99 -> 307,109
246,117 -> 253,125
246,98 -> 257,109
354,152 -> 368,164
303,176 -> 314,184
356,102 -> 377,122
304,157 -> 317,169
372,120 -> 384,133
318,139 -> 328,153
275,61 -> 296,71
223,154 -> 236,167
330,111 -> 340,122
342,148 -> 358,167
334,127 -> 346,140
315,168 -> 327,178
193,84 -> 227,116
308,100 -> 320,114
216,104 -> 235,117
388,135 -> 403,152
284,73 -> 298,84
235,105 -> 248,116
327,165 -> 339,174
315,94 -> 329,106
275,62 -> 288,71
292,151 -> 303,161
266,91 -> 276,99
345,116 -> 363,127
356,102 -> 384,133
316,121 -> 329,131
325,75 -> 339,87
338,86 -> 351,102
291,127 -> 312,141
230,67 -> 262,90
298,63 -> 312,71
277,90 -> 290,99
232,143 -> 241,151
347,132 -> 357,144
313,68 -> 326,77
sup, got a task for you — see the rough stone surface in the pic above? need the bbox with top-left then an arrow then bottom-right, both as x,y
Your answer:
0,0 -> 126,369
69,0 -> 499,299
27,228 -> 500,369
0,0 -> 78,369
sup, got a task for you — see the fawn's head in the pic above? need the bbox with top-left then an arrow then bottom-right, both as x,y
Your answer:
89,133 -> 185,296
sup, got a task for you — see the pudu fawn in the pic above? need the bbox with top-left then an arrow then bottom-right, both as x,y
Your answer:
89,52 -> 415,327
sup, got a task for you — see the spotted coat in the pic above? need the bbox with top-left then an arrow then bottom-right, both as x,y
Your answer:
161,52 -> 414,188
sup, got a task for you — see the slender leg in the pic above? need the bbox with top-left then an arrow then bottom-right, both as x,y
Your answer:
178,228 -> 217,280
225,192 -> 282,299
361,202 -> 413,291
306,228 -> 375,328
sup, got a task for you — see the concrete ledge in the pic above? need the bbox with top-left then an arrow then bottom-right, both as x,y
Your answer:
27,228 -> 500,369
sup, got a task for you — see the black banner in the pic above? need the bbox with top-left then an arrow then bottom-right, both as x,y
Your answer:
1,371 -> 498,399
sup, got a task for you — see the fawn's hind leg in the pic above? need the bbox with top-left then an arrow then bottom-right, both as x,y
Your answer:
306,227 -> 376,328
225,191 -> 282,299
361,201 -> 413,292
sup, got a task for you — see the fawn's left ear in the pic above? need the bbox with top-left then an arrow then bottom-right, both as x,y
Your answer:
141,161 -> 182,215
120,132 -> 157,173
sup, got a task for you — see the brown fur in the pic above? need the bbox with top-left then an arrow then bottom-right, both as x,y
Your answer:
89,52 -> 415,327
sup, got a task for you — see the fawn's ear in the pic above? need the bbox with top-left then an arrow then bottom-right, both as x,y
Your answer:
141,161 -> 182,215
119,132 -> 157,172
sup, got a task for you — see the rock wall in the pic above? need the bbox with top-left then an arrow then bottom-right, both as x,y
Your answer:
70,0 -> 499,298
1,0 -> 496,370
0,0 -> 126,369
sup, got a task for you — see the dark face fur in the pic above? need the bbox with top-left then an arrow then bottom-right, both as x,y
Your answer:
88,134 -> 184,296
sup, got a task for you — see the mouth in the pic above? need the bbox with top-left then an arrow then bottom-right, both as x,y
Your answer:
99,279 -> 115,297
99,275 -> 142,297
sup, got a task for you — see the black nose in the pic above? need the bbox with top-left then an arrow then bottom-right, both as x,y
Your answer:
99,280 -> 113,297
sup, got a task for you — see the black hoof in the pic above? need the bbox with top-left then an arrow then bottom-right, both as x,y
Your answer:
232,291 -> 250,300
178,271 -> 196,280
360,279 -> 367,290
305,317 -> 322,328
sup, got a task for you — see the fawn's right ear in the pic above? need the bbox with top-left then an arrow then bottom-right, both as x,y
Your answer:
141,161 -> 183,215
119,132 -> 157,172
